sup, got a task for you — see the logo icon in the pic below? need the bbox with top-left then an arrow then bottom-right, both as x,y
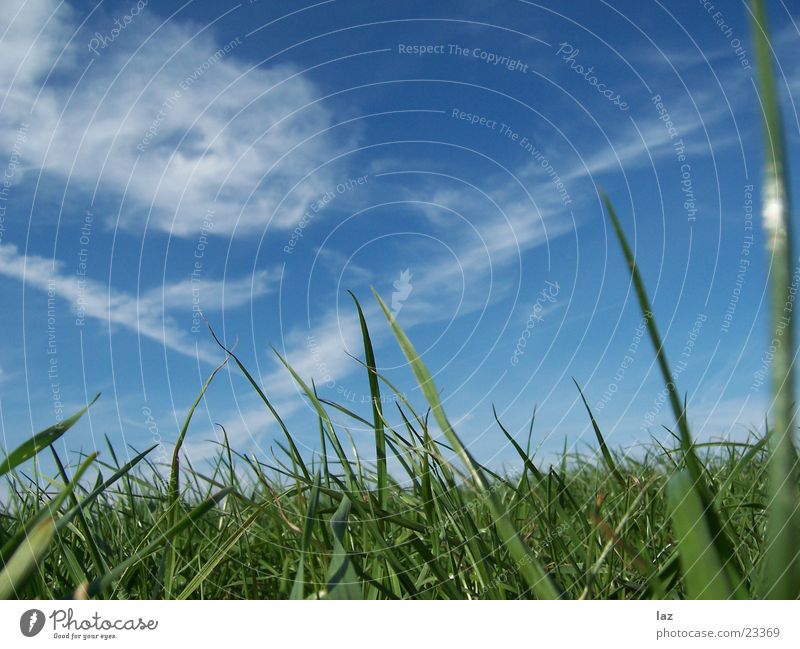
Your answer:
391,269 -> 413,318
20,609 -> 45,637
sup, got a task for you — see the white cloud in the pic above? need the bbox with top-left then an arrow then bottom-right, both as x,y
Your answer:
0,0 -> 342,238
0,243 -> 274,360
562,95 -> 727,182
151,268 -> 278,314
390,167 -> 574,320
271,309 -> 365,398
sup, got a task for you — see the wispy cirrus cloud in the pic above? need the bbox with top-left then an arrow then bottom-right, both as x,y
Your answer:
0,243 -> 276,360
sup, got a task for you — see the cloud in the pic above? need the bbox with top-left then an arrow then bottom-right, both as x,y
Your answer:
0,0 -> 343,238
561,95 -> 728,182
0,243 -> 275,360
0,0 -> 77,100
152,268 -> 278,315
394,166 -> 574,309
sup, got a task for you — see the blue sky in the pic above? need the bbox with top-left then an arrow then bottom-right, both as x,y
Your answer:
1,0 -> 800,475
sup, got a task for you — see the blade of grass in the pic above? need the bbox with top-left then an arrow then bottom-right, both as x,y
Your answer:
373,289 -> 559,599
750,0 -> 800,599
349,292 -> 388,511
324,496 -> 362,599
666,471 -> 734,599
168,358 -> 229,506
207,325 -> 310,482
274,350 -> 359,491
603,194 -> 745,596
0,393 -> 99,477
573,380 -> 626,488
0,518 -> 56,599
602,196 -> 698,475
493,406 -> 545,485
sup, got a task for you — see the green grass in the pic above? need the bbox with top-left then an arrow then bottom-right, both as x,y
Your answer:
0,0 -> 798,600
0,394 -> 784,599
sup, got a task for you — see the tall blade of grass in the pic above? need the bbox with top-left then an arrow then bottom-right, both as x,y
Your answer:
493,406 -> 545,484
345,349 -> 434,434
317,416 -> 330,487
418,424 -> 436,538
324,496 -> 362,599
373,289 -> 559,599
0,393 -> 99,477
603,194 -> 745,596
349,291 -> 388,511
574,380 -> 626,488
602,196 -> 696,471
750,0 -> 800,599
274,350 -> 359,491
219,425 -> 255,598
168,358 -> 228,506
207,326 -> 311,481
667,471 -> 734,599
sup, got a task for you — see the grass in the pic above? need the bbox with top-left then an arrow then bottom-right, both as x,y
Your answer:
0,0 -> 798,600
0,399 -> 784,599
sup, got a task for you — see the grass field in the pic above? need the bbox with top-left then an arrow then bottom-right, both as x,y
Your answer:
0,398 -> 786,600
1,0 -> 799,600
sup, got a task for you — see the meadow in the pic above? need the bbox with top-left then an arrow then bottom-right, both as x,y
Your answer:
0,0 -> 798,600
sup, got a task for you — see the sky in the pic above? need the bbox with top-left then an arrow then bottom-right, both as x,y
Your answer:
1,0 -> 800,478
